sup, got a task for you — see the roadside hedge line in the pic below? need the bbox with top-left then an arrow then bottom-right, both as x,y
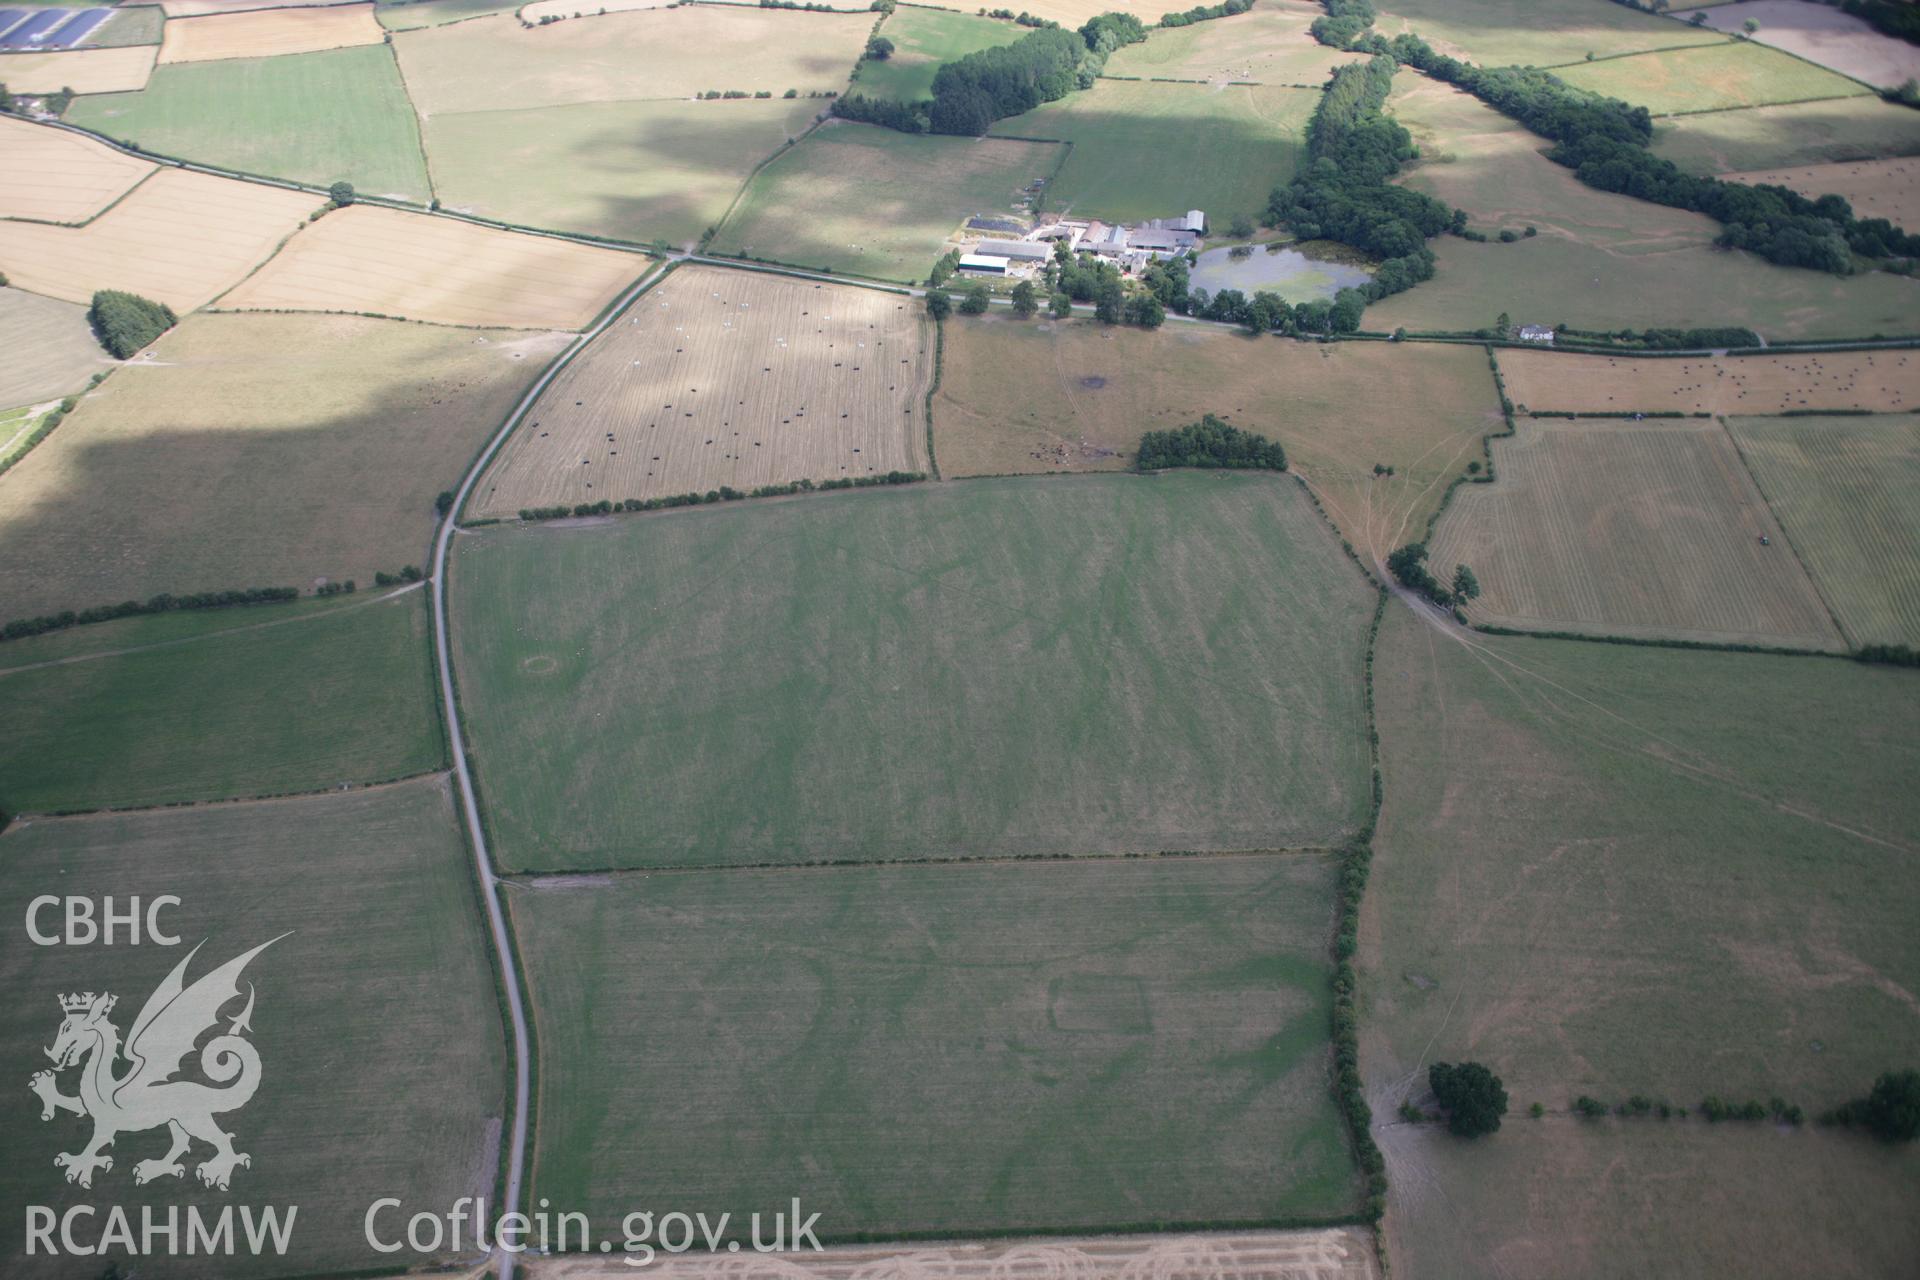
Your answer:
2,586 -> 299,642
517,471 -> 927,521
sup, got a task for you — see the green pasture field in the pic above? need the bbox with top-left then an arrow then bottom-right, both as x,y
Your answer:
424,97 -> 817,245
67,45 -> 431,203
710,122 -> 1064,281
1379,1119 -> 1920,1280
1105,0 -> 1363,85
0,776 -> 507,1280
0,287 -> 110,409
1729,413 -> 1920,648
1651,96 -> 1920,173
1366,230 -> 1920,342
852,6 -> 1025,102
1363,604 -> 1920,1112
0,587 -> 442,814
1554,40 -> 1869,116
377,0 -> 523,29
451,473 -> 1376,872
1371,0 -> 1724,67
992,80 -> 1319,227
514,853 -> 1360,1238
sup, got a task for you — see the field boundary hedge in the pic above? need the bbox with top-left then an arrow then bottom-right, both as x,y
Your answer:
13,766 -> 452,822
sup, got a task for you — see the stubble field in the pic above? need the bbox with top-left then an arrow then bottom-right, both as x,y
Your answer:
392,7 -> 869,115
1678,0 -> 1920,90
157,2 -> 386,62
992,80 -> 1319,229
421,97 -> 818,246
451,473 -> 1376,872
0,43 -> 156,92
0,114 -> 153,223
933,314 -> 1503,563
514,854 -> 1360,1240
0,286 -> 111,406
0,313 -> 570,618
0,166 -> 319,312
0,776 -> 508,1280
1496,348 -> 1919,416
1728,413 -> 1920,647
217,204 -> 643,329
69,45 -> 434,203
1430,418 -> 1843,647
473,265 -> 932,517
710,123 -> 1065,282
0,587 -> 442,813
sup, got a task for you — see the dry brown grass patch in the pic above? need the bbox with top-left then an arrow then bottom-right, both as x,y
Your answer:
217,204 -> 644,330
0,313 -> 569,617
0,45 -> 156,94
473,265 -> 931,516
0,115 -> 155,224
933,314 -> 1503,563
1499,348 -> 1920,416
0,167 -> 319,312
159,3 -> 387,63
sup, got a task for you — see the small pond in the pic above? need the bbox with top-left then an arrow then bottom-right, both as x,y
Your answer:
1187,242 -> 1373,302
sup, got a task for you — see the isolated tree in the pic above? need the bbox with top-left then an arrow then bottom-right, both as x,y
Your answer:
1010,280 -> 1038,318
865,35 -> 894,60
1743,17 -> 1759,34
1049,291 -> 1073,318
958,283 -> 991,315
1452,564 -> 1481,601
1228,213 -> 1255,239
1494,310 -> 1511,338
1429,1062 -> 1508,1137
1689,9 -> 1707,23
925,289 -> 953,320
328,180 -> 356,206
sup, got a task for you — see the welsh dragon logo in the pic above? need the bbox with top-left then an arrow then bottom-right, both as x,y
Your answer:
29,937 -> 285,1191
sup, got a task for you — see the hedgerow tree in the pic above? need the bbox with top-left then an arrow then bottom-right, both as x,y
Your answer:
925,289 -> 952,320
958,283 -> 991,314
1010,280 -> 1038,317
88,290 -> 177,359
328,180 -> 356,207
1430,1061 -> 1508,1137
1387,542 -> 1446,602
865,35 -> 894,59
1452,563 -> 1481,601
1833,1070 -> 1920,1141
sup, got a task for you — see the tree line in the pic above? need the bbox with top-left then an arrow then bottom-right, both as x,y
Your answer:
1309,3 -> 1919,274
3,586 -> 299,642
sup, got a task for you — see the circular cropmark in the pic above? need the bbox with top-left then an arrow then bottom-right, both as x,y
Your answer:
520,655 -> 559,676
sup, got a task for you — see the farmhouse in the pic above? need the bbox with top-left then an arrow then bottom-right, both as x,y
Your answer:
1518,324 -> 1555,344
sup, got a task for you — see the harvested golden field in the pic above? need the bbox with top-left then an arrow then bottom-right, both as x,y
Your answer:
0,45 -> 156,94
0,312 -> 570,618
393,7 -> 870,115
474,265 -> 930,516
0,115 -> 154,224
1729,414 -> 1920,648
159,2 -> 387,63
1498,348 -> 1920,415
1429,419 -> 1843,648
217,204 -> 643,329
0,166 -> 319,312
0,287 -> 111,408
1553,41 -> 1869,116
1104,0 -> 1365,85
933,314 -> 1502,563
1722,155 -> 1920,225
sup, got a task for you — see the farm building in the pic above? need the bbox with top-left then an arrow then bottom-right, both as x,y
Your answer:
971,238 -> 1051,262
956,253 -> 1008,275
1517,324 -> 1555,344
